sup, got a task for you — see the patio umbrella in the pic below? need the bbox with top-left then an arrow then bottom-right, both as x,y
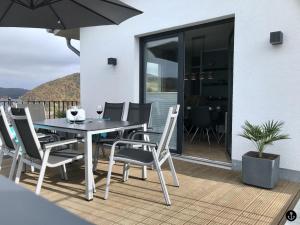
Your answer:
0,0 -> 142,29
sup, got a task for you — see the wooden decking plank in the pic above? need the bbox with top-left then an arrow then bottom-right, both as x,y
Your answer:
1,158 -> 299,225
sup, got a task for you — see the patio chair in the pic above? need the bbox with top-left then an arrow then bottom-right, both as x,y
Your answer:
17,103 -> 46,122
93,102 -> 125,170
124,102 -> 152,137
102,102 -> 125,121
94,102 -> 152,176
0,106 -> 20,180
17,103 -> 59,141
10,107 -> 84,195
104,105 -> 180,206
98,102 -> 151,147
116,102 -> 153,179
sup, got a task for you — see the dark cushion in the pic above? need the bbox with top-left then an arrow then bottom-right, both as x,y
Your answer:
114,148 -> 154,164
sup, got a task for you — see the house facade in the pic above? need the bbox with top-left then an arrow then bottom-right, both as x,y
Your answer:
76,0 -> 300,181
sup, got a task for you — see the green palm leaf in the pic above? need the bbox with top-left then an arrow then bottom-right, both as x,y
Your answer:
239,120 -> 290,158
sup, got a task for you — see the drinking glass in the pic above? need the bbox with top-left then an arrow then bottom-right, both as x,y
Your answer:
70,106 -> 78,123
96,105 -> 103,120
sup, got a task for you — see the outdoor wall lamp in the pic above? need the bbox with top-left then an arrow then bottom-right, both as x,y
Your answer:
270,31 -> 283,45
108,58 -> 117,66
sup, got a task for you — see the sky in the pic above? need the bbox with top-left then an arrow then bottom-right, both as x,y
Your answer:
0,28 -> 80,90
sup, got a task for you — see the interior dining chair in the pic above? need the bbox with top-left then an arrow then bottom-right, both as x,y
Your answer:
190,106 -> 213,145
0,106 -> 20,180
104,105 -> 180,205
11,107 -> 86,195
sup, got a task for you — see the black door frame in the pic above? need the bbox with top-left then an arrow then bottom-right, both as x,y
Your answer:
140,32 -> 184,154
140,17 -> 234,156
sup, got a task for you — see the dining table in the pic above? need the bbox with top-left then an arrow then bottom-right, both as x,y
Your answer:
34,118 -> 146,201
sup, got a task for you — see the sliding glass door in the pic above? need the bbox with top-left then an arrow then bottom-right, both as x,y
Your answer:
141,35 -> 182,150
140,19 -> 234,159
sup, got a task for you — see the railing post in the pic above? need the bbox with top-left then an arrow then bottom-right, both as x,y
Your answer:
54,101 -> 56,119
48,101 -> 51,119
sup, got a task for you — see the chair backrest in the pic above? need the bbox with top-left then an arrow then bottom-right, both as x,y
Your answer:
10,107 -> 42,160
17,103 -> 46,122
127,102 -> 152,125
103,102 -> 125,121
157,105 -> 180,159
0,106 -> 16,150
190,106 -> 211,128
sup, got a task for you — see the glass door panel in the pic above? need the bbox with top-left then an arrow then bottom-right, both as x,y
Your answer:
143,36 -> 179,149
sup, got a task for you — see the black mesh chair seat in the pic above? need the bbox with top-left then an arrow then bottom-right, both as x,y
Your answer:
39,134 -> 69,151
114,148 -> 154,164
47,152 -> 83,167
22,149 -> 83,164
50,149 -> 84,158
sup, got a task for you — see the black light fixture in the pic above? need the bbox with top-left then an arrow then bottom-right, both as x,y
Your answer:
270,31 -> 283,45
191,73 -> 197,80
108,58 -> 117,66
199,72 -> 205,80
207,72 -> 214,80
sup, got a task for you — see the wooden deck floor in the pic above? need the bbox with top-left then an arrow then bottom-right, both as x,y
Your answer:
1,158 -> 299,225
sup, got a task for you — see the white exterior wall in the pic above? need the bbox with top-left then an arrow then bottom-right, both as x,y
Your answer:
80,0 -> 300,172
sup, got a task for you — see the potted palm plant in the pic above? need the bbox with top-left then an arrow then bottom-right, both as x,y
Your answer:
240,120 -> 289,189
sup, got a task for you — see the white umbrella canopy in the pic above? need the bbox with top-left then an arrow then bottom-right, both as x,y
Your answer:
0,0 -> 142,29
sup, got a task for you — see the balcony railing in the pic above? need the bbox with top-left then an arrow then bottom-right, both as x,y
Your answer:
0,100 -> 78,119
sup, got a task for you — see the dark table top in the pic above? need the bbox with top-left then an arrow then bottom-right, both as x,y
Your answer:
34,118 -> 143,132
0,176 -> 92,225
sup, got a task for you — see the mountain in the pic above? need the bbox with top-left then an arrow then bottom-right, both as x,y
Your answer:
21,73 -> 80,101
0,87 -> 28,99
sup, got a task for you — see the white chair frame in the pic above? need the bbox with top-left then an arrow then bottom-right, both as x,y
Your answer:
104,105 -> 180,205
0,106 -> 20,180
11,107 -> 85,195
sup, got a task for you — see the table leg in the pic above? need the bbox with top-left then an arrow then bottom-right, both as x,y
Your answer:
84,132 -> 93,201
142,124 -> 148,179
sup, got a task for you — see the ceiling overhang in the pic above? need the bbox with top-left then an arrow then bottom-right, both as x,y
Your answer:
48,28 -> 80,40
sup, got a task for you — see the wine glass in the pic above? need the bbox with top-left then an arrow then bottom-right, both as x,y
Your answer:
70,106 -> 78,123
96,105 -> 103,120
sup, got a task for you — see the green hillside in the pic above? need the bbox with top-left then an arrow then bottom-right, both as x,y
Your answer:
21,73 -> 80,101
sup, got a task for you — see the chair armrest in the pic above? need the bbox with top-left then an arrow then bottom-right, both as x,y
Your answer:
37,133 -> 51,139
138,131 -> 162,135
131,130 -> 162,140
44,139 -> 78,150
112,139 -> 157,148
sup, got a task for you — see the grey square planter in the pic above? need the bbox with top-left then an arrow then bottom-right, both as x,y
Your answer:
242,151 -> 280,189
